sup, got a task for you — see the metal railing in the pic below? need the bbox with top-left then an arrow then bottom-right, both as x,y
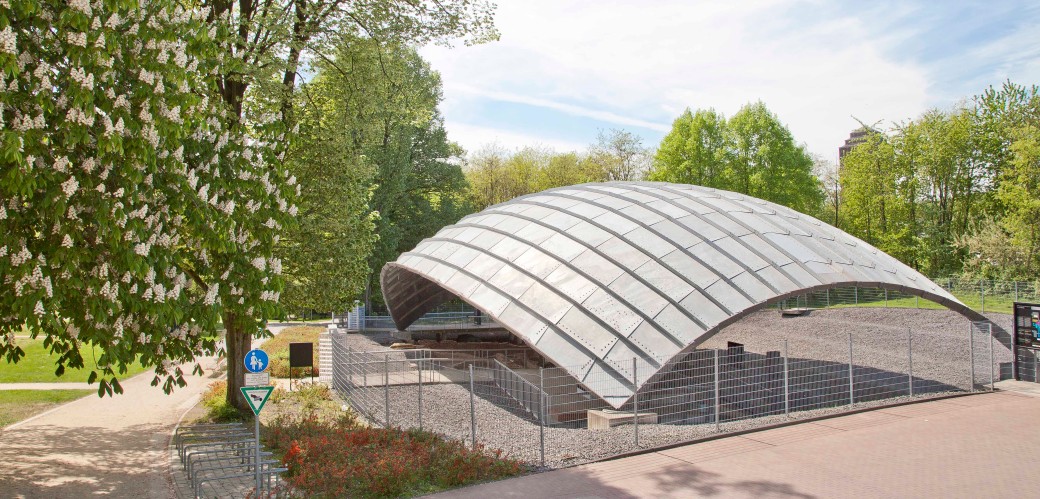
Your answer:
491,358 -> 543,420
343,311 -> 502,332
332,319 -> 1013,468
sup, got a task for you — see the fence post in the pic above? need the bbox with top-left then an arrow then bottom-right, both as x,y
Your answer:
347,343 -> 355,392
1015,281 -> 1019,302
848,332 -> 855,406
884,289 -> 888,308
969,323 -> 975,391
714,350 -> 721,430
469,364 -> 476,449
989,324 -> 995,391
632,357 -> 639,448
854,286 -> 859,305
418,356 -> 424,430
916,295 -> 919,309
783,339 -> 789,418
826,288 -> 830,307
384,353 -> 390,426
981,279 -> 986,313
907,328 -> 914,397
539,367 -> 546,467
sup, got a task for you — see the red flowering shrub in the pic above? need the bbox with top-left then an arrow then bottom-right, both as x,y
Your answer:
264,413 -> 525,497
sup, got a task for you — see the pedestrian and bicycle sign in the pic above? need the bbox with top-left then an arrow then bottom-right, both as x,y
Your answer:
244,349 -> 269,373
240,386 -> 274,416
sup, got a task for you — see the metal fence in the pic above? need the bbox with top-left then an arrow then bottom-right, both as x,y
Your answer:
776,279 -> 1040,315
331,318 -> 1013,468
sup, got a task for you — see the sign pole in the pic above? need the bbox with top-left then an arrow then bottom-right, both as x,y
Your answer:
242,347 -> 272,494
255,413 -> 261,494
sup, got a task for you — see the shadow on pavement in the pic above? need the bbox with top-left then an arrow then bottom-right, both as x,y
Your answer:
0,422 -> 171,497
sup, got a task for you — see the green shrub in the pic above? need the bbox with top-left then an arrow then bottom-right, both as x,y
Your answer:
264,412 -> 525,497
201,381 -> 245,423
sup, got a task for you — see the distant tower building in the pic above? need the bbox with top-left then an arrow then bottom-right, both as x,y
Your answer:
838,127 -> 872,161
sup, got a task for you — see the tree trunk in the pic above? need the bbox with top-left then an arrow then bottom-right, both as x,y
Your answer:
223,311 -> 252,412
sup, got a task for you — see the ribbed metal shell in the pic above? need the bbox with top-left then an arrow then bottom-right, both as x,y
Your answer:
381,182 -> 982,408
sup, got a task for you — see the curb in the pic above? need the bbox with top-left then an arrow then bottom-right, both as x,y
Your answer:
596,389 -> 988,464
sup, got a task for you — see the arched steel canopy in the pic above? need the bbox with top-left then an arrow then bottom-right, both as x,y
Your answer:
381,182 -> 983,408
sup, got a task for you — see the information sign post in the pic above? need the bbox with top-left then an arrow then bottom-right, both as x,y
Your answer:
243,348 -> 272,493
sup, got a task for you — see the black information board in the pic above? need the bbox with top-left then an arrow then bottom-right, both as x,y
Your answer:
1013,302 -> 1040,381
289,342 -> 314,368
1013,303 -> 1040,349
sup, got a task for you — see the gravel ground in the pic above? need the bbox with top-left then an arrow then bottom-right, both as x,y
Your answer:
334,308 -> 1014,468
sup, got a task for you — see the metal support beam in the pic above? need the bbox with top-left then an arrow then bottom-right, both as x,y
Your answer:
907,328 -> 914,397
469,364 -> 476,449
714,350 -> 721,431
384,354 -> 390,425
969,323 -> 975,391
783,339 -> 789,418
632,358 -> 639,448
848,332 -> 855,405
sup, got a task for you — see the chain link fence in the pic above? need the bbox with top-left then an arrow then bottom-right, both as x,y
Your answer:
330,307 -> 1013,468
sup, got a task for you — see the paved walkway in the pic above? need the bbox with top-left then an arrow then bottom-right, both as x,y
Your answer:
432,390 -> 1040,498
0,326 -> 290,498
0,356 -> 222,497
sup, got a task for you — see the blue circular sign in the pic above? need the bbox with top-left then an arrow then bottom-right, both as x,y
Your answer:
244,349 -> 269,373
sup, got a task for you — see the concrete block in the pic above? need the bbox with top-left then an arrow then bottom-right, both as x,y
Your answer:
588,409 -> 658,429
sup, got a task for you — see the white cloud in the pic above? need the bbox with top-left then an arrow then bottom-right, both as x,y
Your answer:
450,84 -> 670,132
446,122 -> 588,155
423,0 -> 934,160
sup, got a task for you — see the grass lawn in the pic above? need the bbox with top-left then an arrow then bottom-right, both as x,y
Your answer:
824,291 -> 1015,315
0,339 -> 150,383
0,389 -> 93,427
263,326 -> 321,378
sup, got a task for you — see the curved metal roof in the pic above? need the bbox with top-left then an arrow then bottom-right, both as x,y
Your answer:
381,182 -> 983,408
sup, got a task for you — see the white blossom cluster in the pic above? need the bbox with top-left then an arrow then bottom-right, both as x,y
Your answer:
0,0 -> 295,395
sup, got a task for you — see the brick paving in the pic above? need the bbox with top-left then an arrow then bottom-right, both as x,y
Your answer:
429,387 -> 1040,498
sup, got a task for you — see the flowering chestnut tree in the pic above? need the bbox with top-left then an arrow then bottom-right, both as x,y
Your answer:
0,0 -> 295,396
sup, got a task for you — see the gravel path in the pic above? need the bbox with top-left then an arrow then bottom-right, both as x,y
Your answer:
337,308 -> 1014,468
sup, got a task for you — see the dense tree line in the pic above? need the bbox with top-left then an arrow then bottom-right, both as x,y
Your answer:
648,102 -> 824,215
835,82 -> 1040,279
464,129 -> 651,210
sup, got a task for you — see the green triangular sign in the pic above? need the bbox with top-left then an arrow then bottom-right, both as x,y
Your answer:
240,386 -> 274,416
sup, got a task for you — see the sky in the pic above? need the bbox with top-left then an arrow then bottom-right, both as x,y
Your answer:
420,0 -> 1040,163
